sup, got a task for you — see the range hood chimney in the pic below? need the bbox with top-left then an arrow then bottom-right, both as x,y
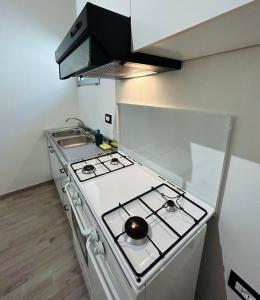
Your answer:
55,3 -> 182,80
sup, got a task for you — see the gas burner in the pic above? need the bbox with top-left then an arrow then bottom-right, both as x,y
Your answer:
110,157 -> 120,165
125,216 -> 148,246
82,164 -> 96,174
165,200 -> 178,212
71,152 -> 134,182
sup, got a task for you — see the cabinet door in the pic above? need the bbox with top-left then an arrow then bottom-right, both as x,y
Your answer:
61,172 -> 72,224
48,146 -> 64,203
131,0 -> 252,51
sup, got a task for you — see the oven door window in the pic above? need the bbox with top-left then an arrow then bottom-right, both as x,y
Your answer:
72,210 -> 88,265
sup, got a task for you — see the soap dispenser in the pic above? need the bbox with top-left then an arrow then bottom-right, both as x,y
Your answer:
95,129 -> 103,146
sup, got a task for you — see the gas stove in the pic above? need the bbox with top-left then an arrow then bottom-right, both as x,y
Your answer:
68,151 -> 214,298
102,183 -> 207,278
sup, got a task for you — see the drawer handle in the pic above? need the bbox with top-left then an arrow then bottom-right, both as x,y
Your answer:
50,149 -> 55,153
60,168 -> 65,174
62,187 -> 66,193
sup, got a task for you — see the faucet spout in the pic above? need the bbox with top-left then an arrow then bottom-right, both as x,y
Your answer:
66,117 -> 85,129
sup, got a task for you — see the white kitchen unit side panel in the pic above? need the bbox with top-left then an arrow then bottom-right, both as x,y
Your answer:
145,224 -> 207,300
219,156 -> 260,299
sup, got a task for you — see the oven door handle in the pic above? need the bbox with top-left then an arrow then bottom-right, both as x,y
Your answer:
65,183 -> 92,237
86,234 -> 117,300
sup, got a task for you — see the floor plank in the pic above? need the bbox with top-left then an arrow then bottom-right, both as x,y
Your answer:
0,181 -> 90,300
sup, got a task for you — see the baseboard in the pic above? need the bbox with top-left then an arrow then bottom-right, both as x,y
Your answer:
0,180 -> 54,200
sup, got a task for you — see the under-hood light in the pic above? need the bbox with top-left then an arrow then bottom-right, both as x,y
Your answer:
123,71 -> 158,79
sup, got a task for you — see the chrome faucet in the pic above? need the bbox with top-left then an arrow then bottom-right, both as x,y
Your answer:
65,117 -> 86,129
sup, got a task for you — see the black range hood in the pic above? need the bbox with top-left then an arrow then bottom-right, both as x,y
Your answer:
55,3 -> 182,80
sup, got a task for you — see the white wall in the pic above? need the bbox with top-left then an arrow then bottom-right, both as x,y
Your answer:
78,80 -> 117,139
0,0 -> 78,196
116,45 -> 260,299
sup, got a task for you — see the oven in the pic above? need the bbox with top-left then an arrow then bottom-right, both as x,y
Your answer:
65,178 -> 136,300
65,179 -> 93,251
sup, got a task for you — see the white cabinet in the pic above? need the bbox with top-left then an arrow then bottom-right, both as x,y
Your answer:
131,0 -> 259,60
49,144 -> 64,202
61,171 -> 72,224
48,143 -> 70,219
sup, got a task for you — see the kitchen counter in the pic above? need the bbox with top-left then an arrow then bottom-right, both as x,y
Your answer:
45,127 -> 115,168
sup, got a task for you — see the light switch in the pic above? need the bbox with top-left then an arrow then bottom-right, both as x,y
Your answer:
105,114 -> 112,124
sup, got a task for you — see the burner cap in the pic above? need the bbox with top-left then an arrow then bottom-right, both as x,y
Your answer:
166,200 -> 175,207
82,164 -> 95,174
125,216 -> 148,242
111,157 -> 120,165
166,200 -> 177,212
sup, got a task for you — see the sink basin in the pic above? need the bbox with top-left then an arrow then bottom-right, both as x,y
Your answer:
52,129 -> 82,138
57,136 -> 93,148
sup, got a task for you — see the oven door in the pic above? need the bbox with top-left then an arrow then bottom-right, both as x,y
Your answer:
65,182 -> 137,300
65,181 -> 95,293
72,209 -> 88,263
65,182 -> 93,236
65,182 -> 94,258
86,227 -> 140,300
87,230 -> 119,300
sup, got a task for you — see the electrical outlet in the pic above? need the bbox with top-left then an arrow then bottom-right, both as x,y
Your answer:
105,114 -> 112,124
228,270 -> 259,300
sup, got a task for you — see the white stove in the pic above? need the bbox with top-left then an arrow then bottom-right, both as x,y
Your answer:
66,151 -> 214,300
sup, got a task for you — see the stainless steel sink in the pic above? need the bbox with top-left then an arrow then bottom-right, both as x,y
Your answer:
57,136 -> 93,148
52,129 -> 82,138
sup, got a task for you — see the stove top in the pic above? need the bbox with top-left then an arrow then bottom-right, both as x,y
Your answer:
102,183 -> 207,279
71,152 -> 134,182
69,150 -> 213,286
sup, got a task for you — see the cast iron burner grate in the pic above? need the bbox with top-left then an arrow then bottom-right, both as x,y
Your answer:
71,152 -> 134,182
102,183 -> 208,281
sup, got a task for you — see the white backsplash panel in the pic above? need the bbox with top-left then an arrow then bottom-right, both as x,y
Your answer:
118,103 -> 232,210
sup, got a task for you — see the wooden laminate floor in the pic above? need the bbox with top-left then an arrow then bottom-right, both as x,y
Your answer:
0,181 -> 90,300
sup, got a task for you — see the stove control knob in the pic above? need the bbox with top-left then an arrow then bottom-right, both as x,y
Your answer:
94,241 -> 105,256
74,197 -> 82,207
90,230 -> 99,243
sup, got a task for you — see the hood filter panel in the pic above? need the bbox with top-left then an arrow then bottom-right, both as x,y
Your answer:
80,61 -> 174,79
60,38 -> 90,79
